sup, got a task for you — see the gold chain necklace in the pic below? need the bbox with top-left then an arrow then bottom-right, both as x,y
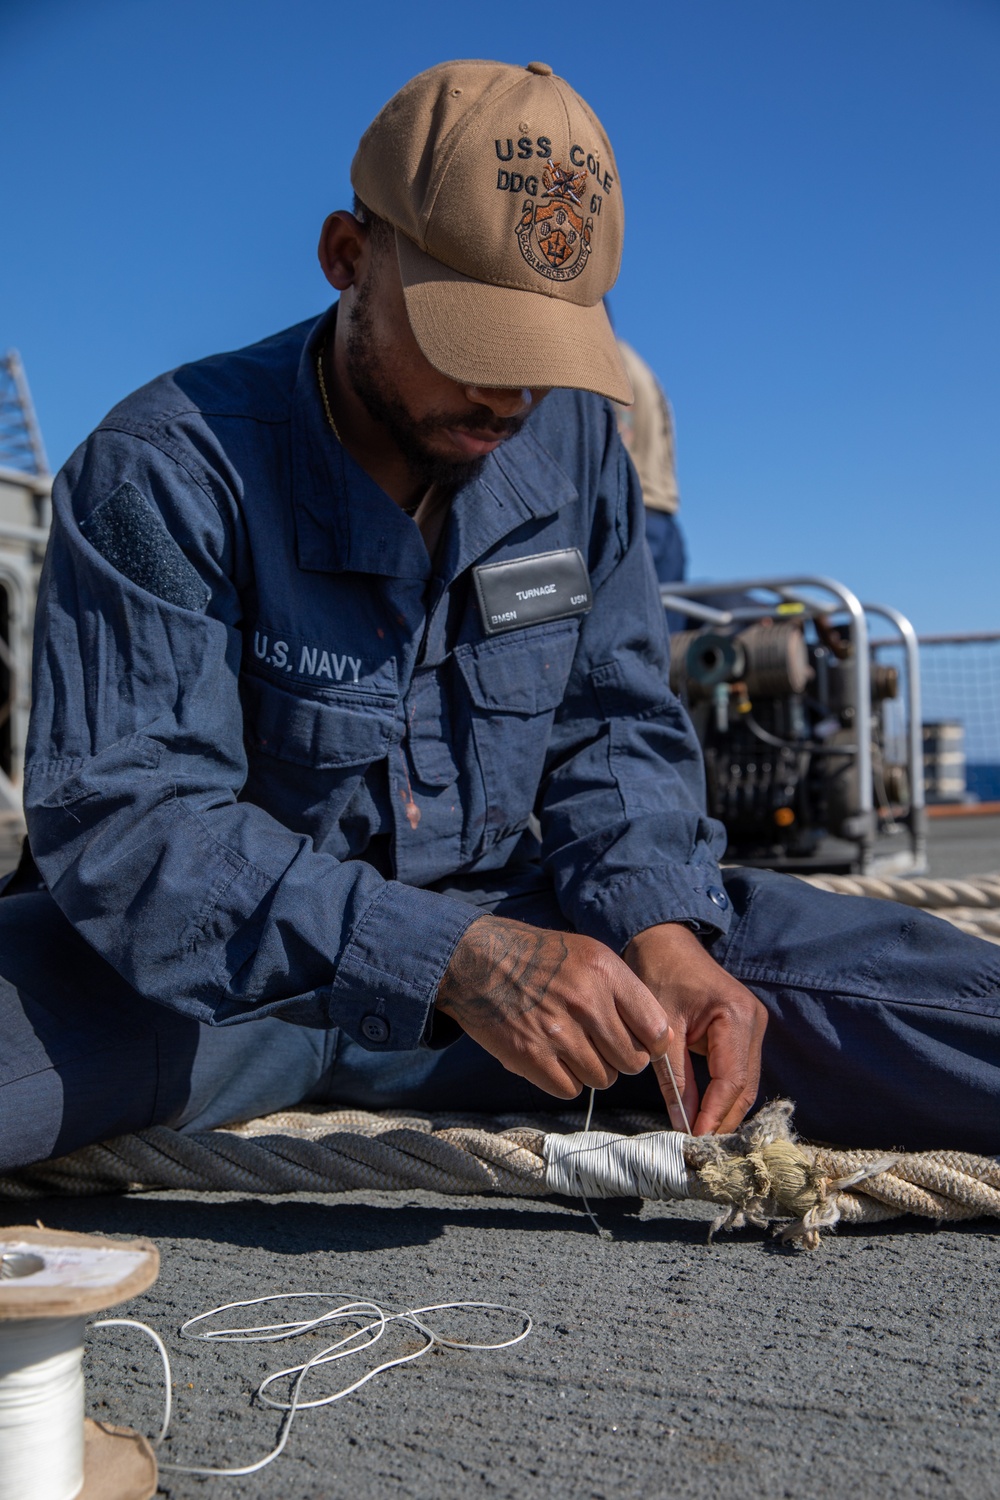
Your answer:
317,341 -> 424,519
316,347 -> 342,442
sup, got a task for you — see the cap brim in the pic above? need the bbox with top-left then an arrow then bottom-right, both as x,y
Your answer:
395,231 -> 633,405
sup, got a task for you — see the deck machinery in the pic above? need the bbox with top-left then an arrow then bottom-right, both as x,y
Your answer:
661,577 -> 926,877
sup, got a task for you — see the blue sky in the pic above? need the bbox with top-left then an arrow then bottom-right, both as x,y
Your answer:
2,0 -> 998,632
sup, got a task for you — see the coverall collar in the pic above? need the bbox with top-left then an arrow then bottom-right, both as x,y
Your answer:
290,309 -> 578,584
291,308 -> 429,580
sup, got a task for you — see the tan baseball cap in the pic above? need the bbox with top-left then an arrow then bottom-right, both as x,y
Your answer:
351,60 -> 632,404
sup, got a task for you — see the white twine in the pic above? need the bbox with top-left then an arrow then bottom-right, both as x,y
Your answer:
89,1293 -> 531,1481
0,1317 -> 86,1500
0,1295 -> 531,1489
161,1294 -> 531,1477
90,1317 -> 172,1444
544,1130 -> 689,1201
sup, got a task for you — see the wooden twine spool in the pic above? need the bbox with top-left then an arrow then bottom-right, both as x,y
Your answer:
0,1226 -> 159,1500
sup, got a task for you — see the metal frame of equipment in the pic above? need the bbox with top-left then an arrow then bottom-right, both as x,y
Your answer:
660,575 -> 926,877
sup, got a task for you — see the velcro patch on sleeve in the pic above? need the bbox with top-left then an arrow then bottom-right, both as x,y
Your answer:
80,480 -> 211,611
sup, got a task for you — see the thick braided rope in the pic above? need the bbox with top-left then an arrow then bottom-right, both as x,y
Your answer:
796,872 -> 1000,944
0,1111 -> 552,1200
2,1104 -> 999,1251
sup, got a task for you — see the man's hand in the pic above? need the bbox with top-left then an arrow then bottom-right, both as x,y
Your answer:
624,923 -> 767,1136
436,916 -> 671,1098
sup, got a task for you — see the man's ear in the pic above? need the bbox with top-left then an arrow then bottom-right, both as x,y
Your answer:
317,211 -> 368,292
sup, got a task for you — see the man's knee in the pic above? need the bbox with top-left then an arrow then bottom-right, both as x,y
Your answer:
715,867 -> 1000,1002
0,891 -> 185,1169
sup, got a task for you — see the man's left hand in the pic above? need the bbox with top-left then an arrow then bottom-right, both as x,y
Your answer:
623,922 -> 767,1136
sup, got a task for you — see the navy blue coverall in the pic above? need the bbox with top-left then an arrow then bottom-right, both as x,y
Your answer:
2,308 -> 999,1170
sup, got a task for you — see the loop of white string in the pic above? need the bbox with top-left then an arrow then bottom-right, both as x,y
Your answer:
90,1294 -> 532,1480
90,1317 -> 172,1445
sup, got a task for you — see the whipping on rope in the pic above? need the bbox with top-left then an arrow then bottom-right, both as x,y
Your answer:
546,1129 -> 689,1200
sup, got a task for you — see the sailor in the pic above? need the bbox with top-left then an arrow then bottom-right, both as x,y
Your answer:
613,338 -> 688,634
2,60 -> 998,1172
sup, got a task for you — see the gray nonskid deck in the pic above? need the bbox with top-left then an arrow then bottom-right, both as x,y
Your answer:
10,1189 -> 994,1500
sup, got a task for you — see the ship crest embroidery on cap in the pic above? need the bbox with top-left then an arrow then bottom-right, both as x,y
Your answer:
515,160 -> 593,282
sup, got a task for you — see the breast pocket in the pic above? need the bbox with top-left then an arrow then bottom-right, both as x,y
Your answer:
242,675 -> 396,768
454,620 -> 580,854
240,675 -> 399,844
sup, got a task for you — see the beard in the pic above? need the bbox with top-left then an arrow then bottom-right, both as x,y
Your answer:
344,274 -> 527,491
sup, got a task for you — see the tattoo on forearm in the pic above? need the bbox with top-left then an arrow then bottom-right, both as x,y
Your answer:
437,916 -> 568,1028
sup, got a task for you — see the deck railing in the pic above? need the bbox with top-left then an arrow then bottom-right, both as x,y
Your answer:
873,632 -> 1000,804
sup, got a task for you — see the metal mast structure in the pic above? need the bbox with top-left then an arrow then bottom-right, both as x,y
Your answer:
0,351 -> 52,815
0,350 -> 49,478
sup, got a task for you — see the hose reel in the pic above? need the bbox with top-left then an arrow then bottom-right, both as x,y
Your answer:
670,621 -> 811,702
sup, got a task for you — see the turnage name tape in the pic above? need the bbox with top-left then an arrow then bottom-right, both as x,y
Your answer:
474,548 -> 592,635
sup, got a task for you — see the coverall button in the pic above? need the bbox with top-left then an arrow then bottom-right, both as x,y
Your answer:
707,885 -> 729,910
361,1014 -> 390,1044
